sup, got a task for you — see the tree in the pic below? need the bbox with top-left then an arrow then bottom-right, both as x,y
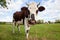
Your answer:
0,0 -> 11,8
0,0 -> 7,8
55,19 -> 60,23
48,21 -> 51,24
0,22 -> 6,24
36,20 -> 44,24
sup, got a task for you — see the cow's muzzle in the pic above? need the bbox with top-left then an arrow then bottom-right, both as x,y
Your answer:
28,19 -> 36,25
28,14 -> 36,24
31,14 -> 35,20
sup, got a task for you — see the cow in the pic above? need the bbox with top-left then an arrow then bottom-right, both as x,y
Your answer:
12,2 -> 45,39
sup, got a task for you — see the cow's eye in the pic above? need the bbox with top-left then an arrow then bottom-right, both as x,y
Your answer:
34,8 -> 36,9
30,7 -> 31,9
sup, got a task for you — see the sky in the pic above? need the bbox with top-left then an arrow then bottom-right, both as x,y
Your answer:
0,0 -> 60,22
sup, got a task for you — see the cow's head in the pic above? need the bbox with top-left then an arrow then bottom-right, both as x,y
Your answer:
26,2 -> 45,24
21,2 -> 45,24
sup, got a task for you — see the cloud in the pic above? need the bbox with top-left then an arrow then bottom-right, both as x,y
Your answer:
0,12 -> 4,15
0,16 -> 12,22
0,0 -> 60,22
36,0 -> 60,22
0,0 -> 28,22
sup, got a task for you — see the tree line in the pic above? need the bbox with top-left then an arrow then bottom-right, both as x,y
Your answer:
0,19 -> 60,24
36,19 -> 60,24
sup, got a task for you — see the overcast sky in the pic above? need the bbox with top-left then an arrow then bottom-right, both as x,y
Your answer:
0,0 -> 60,22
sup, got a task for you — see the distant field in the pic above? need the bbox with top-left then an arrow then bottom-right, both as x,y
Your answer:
0,24 -> 60,40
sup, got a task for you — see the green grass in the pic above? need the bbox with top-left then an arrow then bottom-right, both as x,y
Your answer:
0,24 -> 60,40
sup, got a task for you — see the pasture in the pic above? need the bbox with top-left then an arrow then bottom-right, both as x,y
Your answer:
0,24 -> 60,40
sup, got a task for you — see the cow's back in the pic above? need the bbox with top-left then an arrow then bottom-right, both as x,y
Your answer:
13,11 -> 23,21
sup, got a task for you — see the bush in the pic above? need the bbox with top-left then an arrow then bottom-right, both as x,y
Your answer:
36,20 -> 44,24
55,19 -> 60,23
0,22 -> 6,24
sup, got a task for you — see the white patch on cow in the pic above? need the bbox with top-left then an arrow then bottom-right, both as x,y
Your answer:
12,21 -> 15,33
28,2 -> 38,20
16,21 -> 21,24
24,17 -> 30,38
12,21 -> 21,33
26,33 -> 29,39
28,2 -> 38,14
16,21 -> 21,32
18,25 -> 20,32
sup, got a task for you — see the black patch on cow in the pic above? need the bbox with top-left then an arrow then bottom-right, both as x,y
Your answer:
26,30 -> 29,33
38,6 -> 45,12
31,14 -> 35,20
36,10 -> 38,14
21,7 -> 28,11
13,7 -> 30,22
21,7 -> 30,18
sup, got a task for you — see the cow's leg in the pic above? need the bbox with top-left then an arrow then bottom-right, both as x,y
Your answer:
17,21 -> 20,32
12,21 -> 16,33
17,24 -> 20,32
24,17 -> 30,39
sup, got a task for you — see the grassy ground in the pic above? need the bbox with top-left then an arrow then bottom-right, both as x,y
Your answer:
0,24 -> 60,40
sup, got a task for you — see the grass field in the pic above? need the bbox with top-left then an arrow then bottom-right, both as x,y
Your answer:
0,24 -> 60,40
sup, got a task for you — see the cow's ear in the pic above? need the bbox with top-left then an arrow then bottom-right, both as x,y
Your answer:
38,6 -> 45,12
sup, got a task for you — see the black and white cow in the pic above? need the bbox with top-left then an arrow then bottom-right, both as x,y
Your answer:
13,2 -> 45,39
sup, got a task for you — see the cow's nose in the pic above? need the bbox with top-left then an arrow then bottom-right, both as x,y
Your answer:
28,14 -> 36,25
31,14 -> 35,20
28,19 -> 36,25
